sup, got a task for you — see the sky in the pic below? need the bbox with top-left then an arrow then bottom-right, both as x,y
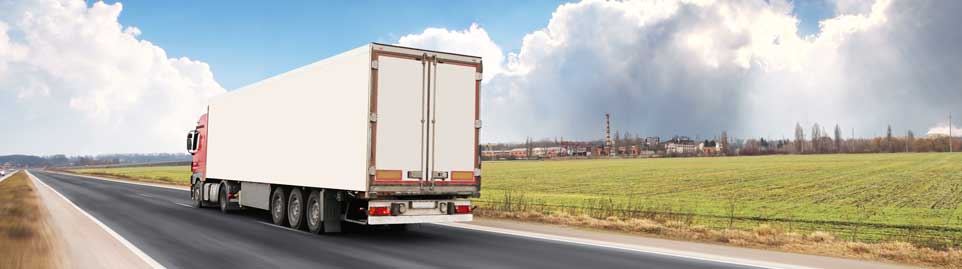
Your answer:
1,0 -> 960,155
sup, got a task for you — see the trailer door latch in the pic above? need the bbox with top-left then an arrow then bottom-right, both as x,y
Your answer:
475,120 -> 482,129
369,112 -> 377,122
371,60 -> 379,70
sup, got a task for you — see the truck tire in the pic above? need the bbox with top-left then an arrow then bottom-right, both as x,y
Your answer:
287,189 -> 306,230
306,190 -> 323,234
271,187 -> 288,226
191,180 -> 210,208
219,185 -> 231,213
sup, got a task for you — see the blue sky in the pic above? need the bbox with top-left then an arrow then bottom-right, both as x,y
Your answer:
96,0 -> 568,90
98,0 -> 832,90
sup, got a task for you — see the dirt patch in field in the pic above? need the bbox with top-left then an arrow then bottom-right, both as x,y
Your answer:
477,210 -> 962,268
0,171 -> 62,268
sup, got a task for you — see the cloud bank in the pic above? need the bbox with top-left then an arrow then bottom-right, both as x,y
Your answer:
400,0 -> 962,142
0,0 -> 225,154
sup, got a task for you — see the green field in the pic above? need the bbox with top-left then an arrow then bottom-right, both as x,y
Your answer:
480,153 -> 962,244
71,166 -> 191,185
70,153 -> 962,244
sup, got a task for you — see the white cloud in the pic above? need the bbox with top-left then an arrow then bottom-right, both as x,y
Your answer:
0,0 -> 225,154
398,0 -> 962,143
926,122 -> 961,137
397,23 -> 505,81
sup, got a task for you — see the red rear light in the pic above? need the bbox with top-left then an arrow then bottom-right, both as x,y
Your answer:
455,205 -> 472,214
368,206 -> 391,216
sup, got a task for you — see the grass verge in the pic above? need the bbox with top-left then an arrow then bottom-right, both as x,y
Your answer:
0,171 -> 60,268
476,209 -> 962,268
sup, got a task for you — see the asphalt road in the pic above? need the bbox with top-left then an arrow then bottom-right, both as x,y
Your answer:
31,170 -> 762,269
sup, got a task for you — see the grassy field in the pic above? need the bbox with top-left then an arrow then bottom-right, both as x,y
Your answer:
70,166 -> 191,185
68,153 -> 962,244
479,153 -> 962,244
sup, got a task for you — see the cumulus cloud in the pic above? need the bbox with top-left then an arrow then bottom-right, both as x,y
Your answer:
0,0 -> 225,154
398,0 -> 962,142
927,123 -> 961,137
397,23 -> 505,80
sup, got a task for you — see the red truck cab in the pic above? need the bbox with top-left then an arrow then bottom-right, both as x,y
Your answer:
187,113 -> 209,179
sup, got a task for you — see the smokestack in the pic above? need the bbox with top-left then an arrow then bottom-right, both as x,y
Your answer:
605,113 -> 613,156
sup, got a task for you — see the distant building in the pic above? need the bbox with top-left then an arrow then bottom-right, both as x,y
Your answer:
698,140 -> 719,155
510,148 -> 528,159
644,137 -> 660,148
532,147 -> 566,158
666,136 -> 698,154
481,150 -> 511,160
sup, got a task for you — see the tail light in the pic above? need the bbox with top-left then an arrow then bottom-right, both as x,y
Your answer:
368,206 -> 391,216
454,205 -> 472,214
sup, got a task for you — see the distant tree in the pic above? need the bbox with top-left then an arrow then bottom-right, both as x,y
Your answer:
907,130 -> 915,152
886,125 -> 893,153
720,131 -> 729,155
811,123 -> 821,153
834,124 -> 843,153
794,123 -> 805,153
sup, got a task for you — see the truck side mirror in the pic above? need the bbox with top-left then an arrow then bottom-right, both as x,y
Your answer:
187,130 -> 199,154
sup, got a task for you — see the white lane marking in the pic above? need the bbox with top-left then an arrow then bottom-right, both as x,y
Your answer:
174,202 -> 193,208
28,170 -> 166,269
139,193 -> 156,198
257,221 -> 312,235
437,222 -> 814,269
44,170 -> 188,191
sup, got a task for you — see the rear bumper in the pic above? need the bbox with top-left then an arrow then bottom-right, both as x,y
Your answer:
367,214 -> 473,225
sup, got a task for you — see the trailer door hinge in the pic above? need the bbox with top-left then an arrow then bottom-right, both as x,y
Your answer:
368,166 -> 376,176
371,60 -> 379,70
475,120 -> 482,129
475,72 -> 483,81
369,112 -> 377,122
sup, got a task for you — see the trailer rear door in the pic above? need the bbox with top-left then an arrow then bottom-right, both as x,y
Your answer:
372,54 -> 427,185
369,44 -> 481,195
428,61 -> 479,186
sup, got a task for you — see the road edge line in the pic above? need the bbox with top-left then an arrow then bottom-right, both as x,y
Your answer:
44,170 -> 188,191
438,222 -> 814,269
27,170 -> 166,269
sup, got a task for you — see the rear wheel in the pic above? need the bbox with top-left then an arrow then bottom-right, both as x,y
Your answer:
306,190 -> 323,234
271,187 -> 288,226
288,189 -> 306,230
219,185 -> 230,213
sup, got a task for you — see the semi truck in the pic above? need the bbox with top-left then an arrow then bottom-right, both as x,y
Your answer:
185,43 -> 482,233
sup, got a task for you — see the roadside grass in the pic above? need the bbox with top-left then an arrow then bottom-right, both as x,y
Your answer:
68,166 -> 190,185
0,171 -> 60,268
476,209 -> 962,268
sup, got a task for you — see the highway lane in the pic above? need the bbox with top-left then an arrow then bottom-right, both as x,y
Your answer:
31,170 -> 761,269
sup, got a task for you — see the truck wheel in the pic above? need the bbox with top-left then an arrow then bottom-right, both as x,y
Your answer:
271,187 -> 288,226
306,190 -> 323,234
219,185 -> 230,213
191,180 -> 204,208
288,189 -> 306,230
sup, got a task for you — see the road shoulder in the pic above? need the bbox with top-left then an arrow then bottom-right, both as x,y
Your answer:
28,171 -> 157,268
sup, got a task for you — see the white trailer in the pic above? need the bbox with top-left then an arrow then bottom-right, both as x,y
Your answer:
185,43 -> 482,233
